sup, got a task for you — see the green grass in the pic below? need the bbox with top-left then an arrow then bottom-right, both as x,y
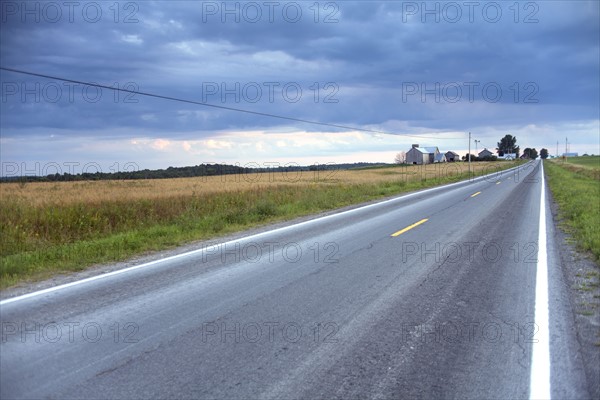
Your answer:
557,155 -> 600,180
0,162 -> 520,289
578,310 -> 595,316
564,155 -> 600,167
545,159 -> 600,262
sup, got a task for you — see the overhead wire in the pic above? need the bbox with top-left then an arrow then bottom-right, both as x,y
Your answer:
0,66 -> 466,141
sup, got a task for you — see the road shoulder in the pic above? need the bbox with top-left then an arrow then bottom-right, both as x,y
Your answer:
547,182 -> 600,399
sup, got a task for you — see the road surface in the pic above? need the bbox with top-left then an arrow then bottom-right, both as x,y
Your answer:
0,160 -> 592,399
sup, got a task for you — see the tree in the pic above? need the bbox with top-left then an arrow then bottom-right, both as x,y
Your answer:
523,148 -> 538,159
540,148 -> 549,159
394,151 -> 406,164
496,134 -> 520,157
462,153 -> 478,162
480,155 -> 498,162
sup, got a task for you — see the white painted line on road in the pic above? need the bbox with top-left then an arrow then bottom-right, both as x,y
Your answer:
530,161 -> 551,400
0,162 -> 533,306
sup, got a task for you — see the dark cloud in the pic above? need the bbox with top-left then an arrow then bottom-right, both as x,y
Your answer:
1,0 -> 598,143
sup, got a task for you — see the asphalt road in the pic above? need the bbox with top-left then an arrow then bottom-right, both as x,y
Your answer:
0,160 -> 592,399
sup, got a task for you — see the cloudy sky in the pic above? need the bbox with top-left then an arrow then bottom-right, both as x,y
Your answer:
1,1 -> 598,175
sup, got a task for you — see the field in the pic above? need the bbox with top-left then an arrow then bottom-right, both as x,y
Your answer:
0,161 -> 519,289
565,155 -> 600,167
545,156 -> 600,261
554,155 -> 600,180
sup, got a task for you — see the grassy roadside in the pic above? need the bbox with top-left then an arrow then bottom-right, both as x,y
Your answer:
546,157 -> 600,355
0,161 -> 520,289
544,157 -> 600,262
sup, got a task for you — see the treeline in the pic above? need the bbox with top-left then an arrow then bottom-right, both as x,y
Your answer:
461,154 -> 499,162
0,162 -> 389,182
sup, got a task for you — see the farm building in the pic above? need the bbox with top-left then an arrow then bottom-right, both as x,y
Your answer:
434,153 -> 447,163
445,151 -> 459,162
498,153 -> 516,160
478,148 -> 494,158
406,144 -> 440,165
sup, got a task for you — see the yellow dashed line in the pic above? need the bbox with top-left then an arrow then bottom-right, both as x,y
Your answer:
471,191 -> 481,197
391,218 -> 429,237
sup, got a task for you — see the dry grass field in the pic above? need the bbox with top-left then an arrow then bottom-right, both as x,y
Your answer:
2,162 -> 508,206
0,161 -> 519,288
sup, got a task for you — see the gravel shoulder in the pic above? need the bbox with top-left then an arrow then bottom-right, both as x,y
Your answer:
548,185 -> 600,399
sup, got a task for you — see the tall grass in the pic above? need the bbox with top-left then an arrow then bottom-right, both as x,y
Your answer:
545,159 -> 600,262
0,161 -> 520,288
557,156 -> 600,180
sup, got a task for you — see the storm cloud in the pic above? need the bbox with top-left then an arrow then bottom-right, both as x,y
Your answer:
1,1 -> 598,171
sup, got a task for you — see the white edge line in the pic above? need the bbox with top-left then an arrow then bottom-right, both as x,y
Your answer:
0,162 -> 532,306
529,160 -> 551,400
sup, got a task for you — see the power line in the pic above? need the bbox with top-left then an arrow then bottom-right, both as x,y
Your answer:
0,66 -> 465,140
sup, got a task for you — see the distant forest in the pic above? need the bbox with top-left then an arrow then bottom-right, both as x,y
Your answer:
0,162 -> 390,182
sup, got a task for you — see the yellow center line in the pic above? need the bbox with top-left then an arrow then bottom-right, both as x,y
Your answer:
471,191 -> 481,197
391,218 -> 429,237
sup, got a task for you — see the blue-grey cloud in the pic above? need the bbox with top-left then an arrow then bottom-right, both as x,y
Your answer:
1,0 -> 598,163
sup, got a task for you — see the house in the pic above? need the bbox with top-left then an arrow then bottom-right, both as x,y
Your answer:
478,148 -> 494,158
406,144 -> 440,165
434,153 -> 447,163
445,151 -> 459,162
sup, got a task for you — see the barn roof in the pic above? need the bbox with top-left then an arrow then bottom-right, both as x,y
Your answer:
412,146 -> 438,154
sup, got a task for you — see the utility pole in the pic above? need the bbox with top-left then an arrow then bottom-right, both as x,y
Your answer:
468,132 -> 471,178
556,141 -> 559,158
474,139 -> 480,158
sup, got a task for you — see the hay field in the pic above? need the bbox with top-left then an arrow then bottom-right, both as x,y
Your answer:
0,161 -> 518,288
2,162 -> 506,206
